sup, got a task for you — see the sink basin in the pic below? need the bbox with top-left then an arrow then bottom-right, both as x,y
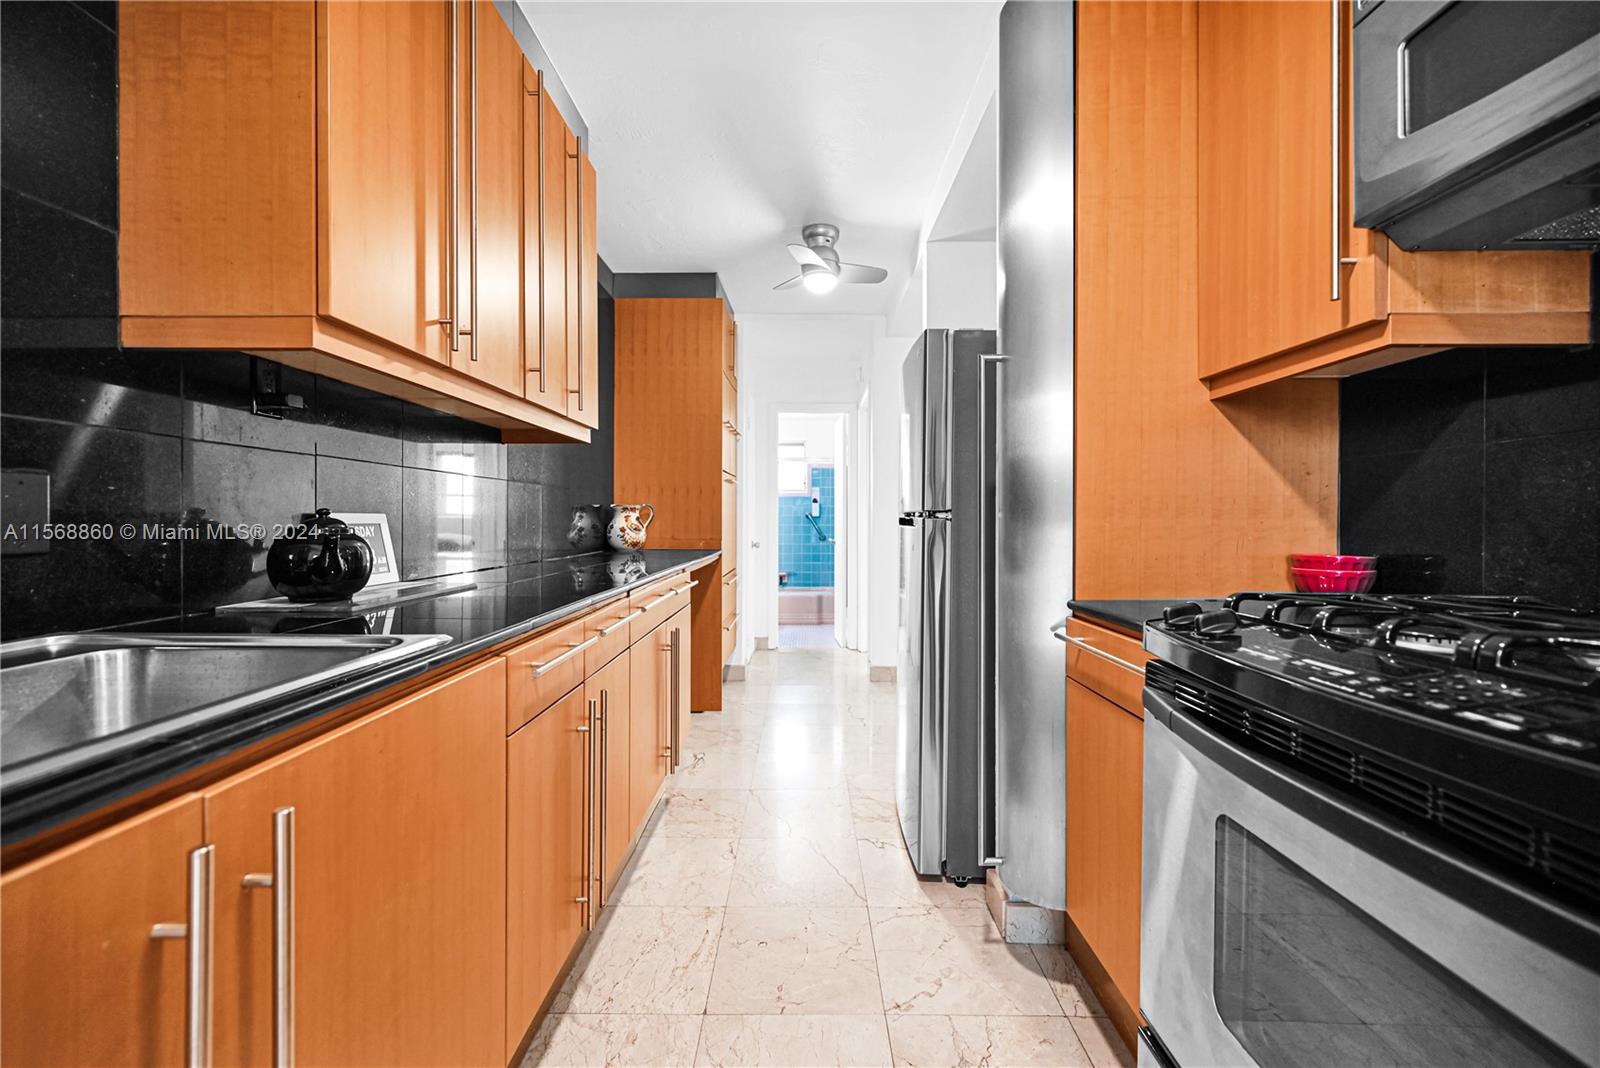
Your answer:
0,632 -> 451,786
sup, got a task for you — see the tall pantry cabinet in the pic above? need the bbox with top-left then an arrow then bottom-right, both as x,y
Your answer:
614,299 -> 739,711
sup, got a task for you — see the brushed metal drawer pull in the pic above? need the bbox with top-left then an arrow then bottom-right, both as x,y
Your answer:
152,844 -> 215,1068
1061,634 -> 1145,677
642,589 -> 679,610
240,808 -> 295,1068
531,635 -> 599,677
599,609 -> 643,636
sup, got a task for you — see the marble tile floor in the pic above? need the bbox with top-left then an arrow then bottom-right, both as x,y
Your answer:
523,646 -> 1133,1068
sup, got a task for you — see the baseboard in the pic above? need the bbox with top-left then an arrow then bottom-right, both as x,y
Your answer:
755,636 -> 772,651
983,868 -> 1066,945
723,663 -> 746,681
868,664 -> 896,682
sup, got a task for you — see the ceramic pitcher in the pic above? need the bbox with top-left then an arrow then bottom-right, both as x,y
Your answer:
606,504 -> 655,551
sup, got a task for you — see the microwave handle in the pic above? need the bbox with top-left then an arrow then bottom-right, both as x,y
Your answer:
1149,687 -> 1600,965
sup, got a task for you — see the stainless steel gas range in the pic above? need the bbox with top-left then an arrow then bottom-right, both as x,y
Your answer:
1137,593 -> 1600,1068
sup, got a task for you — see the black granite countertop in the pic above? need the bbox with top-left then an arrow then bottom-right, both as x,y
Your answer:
1066,597 -> 1225,637
2,549 -> 720,846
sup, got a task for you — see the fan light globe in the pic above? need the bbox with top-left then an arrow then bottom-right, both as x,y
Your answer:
802,267 -> 839,294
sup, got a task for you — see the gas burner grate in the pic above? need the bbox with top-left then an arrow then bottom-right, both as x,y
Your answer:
1150,662 -> 1600,908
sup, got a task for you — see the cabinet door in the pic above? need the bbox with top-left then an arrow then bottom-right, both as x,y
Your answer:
722,474 -> 738,576
536,91 -> 572,408
205,659 -> 507,1068
507,684 -> 589,1059
1065,678 -> 1143,1011
628,625 -> 667,834
1197,0 -> 1381,378
2,796 -> 204,1068
670,606 -> 693,772
318,0 -> 452,364
589,650 -> 631,902
723,311 -> 737,384
571,150 -> 601,428
451,0 -> 524,393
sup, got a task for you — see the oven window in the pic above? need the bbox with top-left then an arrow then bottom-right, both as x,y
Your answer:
1212,818 -> 1578,1067
1403,0 -> 1600,134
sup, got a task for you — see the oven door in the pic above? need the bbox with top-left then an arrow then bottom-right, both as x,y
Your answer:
1140,686 -> 1600,1068
1353,0 -> 1600,246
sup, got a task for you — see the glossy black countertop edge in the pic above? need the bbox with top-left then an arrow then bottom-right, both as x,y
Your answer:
1066,598 -> 1225,638
1,549 -> 721,847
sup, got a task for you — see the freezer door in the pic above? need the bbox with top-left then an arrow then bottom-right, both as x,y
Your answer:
923,331 -> 951,512
898,512 -> 948,875
900,334 -> 928,513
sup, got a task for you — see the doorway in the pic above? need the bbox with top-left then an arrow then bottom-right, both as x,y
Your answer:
775,412 -> 846,650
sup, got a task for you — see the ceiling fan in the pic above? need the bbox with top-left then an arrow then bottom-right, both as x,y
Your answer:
773,223 -> 888,294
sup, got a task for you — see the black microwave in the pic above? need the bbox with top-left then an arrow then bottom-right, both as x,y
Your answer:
1352,0 -> 1600,250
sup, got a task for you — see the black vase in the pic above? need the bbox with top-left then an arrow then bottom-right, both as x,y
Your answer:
266,508 -> 374,602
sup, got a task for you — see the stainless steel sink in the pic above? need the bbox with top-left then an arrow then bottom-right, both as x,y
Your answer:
0,632 -> 451,785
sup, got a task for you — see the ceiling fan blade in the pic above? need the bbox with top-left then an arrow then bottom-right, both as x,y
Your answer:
836,262 -> 888,284
786,243 -> 827,268
773,274 -> 805,290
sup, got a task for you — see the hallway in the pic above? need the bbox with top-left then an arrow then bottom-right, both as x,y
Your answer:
523,647 -> 1132,1067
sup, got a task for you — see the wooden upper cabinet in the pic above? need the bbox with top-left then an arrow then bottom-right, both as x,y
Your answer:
507,684 -> 589,1060
1197,0 -> 1590,398
572,150 -> 601,428
723,310 -> 738,385
454,0 -> 525,395
203,659 -> 507,1068
537,91 -> 574,413
118,1 -> 588,441
318,0 -> 451,365
1,795 -> 203,1068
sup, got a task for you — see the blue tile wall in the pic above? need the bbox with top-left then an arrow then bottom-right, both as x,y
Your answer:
778,465 -> 835,588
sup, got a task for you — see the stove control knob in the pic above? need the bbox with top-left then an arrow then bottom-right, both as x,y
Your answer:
1195,609 -> 1239,636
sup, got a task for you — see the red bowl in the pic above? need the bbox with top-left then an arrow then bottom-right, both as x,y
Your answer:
1292,567 -> 1377,594
1289,554 -> 1376,571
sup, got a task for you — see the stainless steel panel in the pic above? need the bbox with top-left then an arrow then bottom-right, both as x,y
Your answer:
923,331 -> 951,512
994,0 -> 1075,911
901,334 -> 927,513
1142,694 -> 1600,1067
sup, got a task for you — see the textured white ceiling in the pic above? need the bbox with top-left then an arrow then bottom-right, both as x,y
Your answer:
520,1 -> 1000,316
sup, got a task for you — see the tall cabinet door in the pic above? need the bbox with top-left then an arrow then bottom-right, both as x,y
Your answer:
629,625 -> 668,833
1196,0 -> 1382,379
205,659 -> 507,1068
537,91 -> 573,409
670,605 -> 693,771
1,795 -> 204,1068
571,150 -> 600,428
589,651 -> 632,903
507,684 -> 589,1060
317,0 -> 452,364
452,0 -> 524,394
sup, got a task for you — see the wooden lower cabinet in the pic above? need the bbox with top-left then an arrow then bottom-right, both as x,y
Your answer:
203,658 -> 507,1068
628,625 -> 669,834
1,795 -> 204,1068
669,606 -> 692,771
589,650 -> 632,902
1065,677 -> 1143,1020
506,684 -> 589,1060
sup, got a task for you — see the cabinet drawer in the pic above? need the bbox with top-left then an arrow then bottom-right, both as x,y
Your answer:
722,476 -> 737,575
629,576 -> 691,645
504,616 -> 591,734
722,573 -> 737,626
1063,617 -> 1150,717
585,595 -> 636,675
722,618 -> 737,664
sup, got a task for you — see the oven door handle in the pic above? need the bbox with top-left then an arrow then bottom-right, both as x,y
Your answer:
1148,687 -> 1600,966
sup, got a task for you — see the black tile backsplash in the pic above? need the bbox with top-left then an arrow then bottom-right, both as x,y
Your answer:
1339,342 -> 1600,610
0,0 -> 615,639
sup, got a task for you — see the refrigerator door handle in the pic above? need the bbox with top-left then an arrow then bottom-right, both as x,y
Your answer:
978,349 -> 1002,873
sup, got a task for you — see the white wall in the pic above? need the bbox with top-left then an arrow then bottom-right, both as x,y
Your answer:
866,327 -> 916,672
924,239 -> 998,330
736,315 -> 872,658
776,413 -> 842,466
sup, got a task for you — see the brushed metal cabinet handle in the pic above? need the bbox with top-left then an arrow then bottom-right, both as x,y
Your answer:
448,2 -> 461,352
599,609 -> 643,636
151,844 -> 215,1068
468,0 -> 480,360
1061,633 -> 1146,677
243,808 -> 296,1068
531,635 -> 600,677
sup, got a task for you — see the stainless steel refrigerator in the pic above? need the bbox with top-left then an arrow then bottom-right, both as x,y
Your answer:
896,328 -> 997,883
